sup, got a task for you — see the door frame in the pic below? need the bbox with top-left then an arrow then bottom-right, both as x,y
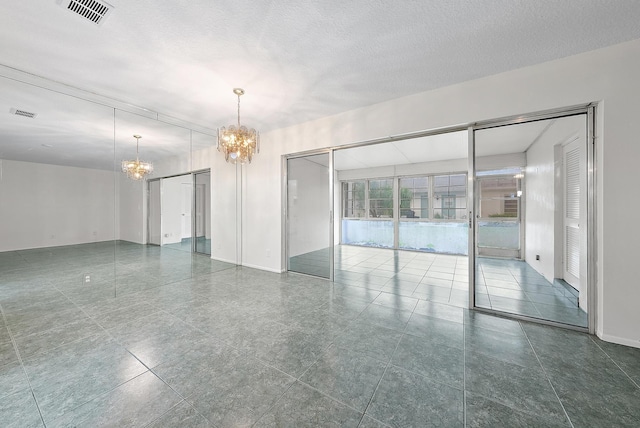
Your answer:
192,169 -> 211,255
146,169 -> 211,254
283,149 -> 334,280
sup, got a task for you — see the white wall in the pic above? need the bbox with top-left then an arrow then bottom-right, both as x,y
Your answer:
287,157 -> 330,257
211,159 -> 239,264
0,159 -> 115,251
524,115 -> 585,282
236,39 -> 640,347
160,175 -> 191,245
116,174 -> 145,244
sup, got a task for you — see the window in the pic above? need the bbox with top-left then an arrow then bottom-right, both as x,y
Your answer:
399,177 -> 429,218
342,181 -> 365,218
341,174 -> 468,221
478,175 -> 520,218
433,174 -> 467,219
341,173 -> 469,254
368,179 -> 393,218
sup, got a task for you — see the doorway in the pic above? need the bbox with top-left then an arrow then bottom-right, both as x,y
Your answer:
471,111 -> 591,328
282,106 -> 594,332
146,169 -> 212,256
286,152 -> 332,279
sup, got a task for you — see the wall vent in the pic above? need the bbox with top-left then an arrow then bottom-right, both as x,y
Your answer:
10,108 -> 38,119
58,0 -> 113,25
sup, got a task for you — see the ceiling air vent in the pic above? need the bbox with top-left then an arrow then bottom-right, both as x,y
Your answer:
10,108 -> 38,119
58,0 -> 113,25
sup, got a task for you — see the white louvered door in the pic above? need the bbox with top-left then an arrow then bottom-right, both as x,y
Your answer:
563,140 -> 582,290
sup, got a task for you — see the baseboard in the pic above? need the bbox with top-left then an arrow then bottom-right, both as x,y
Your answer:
209,256 -> 238,265
598,332 -> 640,349
240,262 -> 285,274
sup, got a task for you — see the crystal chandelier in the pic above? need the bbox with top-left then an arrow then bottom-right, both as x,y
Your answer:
217,88 -> 260,164
121,134 -> 153,180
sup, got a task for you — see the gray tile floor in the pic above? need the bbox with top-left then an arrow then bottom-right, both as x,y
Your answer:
2,242 -> 639,427
292,245 -> 587,327
163,237 -> 212,255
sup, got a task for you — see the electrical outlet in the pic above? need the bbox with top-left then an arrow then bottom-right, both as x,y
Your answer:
84,274 -> 91,283
535,255 -> 540,261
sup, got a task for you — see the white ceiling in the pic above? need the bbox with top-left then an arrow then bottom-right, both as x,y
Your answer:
1,1 -> 639,169
326,119 -> 557,170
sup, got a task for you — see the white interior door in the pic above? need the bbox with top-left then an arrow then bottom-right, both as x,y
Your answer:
562,139 -> 583,292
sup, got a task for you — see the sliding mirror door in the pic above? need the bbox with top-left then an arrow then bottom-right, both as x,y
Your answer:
287,152 -> 332,279
472,113 -> 590,328
0,75 -> 117,304
115,110 -> 192,294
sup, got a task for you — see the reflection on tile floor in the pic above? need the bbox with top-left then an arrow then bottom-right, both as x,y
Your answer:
1,242 -> 637,426
291,245 -> 587,327
163,237 -> 212,255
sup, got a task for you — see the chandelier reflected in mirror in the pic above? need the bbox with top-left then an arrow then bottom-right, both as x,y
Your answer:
121,134 -> 153,180
217,88 -> 260,164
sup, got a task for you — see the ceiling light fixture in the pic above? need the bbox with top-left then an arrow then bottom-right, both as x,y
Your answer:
217,88 -> 259,164
121,134 -> 153,180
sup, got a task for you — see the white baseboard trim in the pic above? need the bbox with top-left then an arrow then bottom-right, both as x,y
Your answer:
240,262 -> 285,274
598,332 -> 640,349
209,256 -> 238,265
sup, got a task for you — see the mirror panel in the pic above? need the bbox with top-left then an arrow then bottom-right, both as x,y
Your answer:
0,75 -> 117,303
114,110 -> 193,294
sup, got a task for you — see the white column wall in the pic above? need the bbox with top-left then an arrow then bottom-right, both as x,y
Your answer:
116,173 -> 145,244
287,157 -> 329,258
237,39 -> 640,347
210,152 -> 240,265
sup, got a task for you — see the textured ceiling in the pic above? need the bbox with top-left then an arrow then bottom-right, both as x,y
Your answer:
1,1 -> 639,169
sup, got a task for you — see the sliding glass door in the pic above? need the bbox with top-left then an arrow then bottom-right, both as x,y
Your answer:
286,152 -> 333,279
471,112 -> 591,328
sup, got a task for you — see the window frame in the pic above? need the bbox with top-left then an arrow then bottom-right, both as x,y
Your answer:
341,172 -> 468,223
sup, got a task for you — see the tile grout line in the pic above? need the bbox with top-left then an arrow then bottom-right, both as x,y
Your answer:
46,283 -> 202,424
47,267 -> 257,426
589,336 -> 640,390
519,322 -> 576,428
356,285 -> 422,427
357,334 -> 404,427
0,302 -> 47,428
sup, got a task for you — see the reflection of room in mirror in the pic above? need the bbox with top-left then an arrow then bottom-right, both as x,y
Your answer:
473,115 -> 588,327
